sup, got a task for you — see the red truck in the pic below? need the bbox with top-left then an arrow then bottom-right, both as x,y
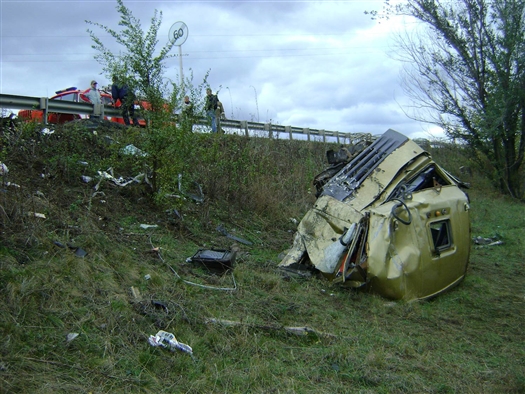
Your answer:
18,87 -> 146,126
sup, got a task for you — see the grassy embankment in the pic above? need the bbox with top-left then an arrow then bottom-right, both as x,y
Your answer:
1,121 -> 524,393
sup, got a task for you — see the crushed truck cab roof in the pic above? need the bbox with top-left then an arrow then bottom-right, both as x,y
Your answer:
279,129 -> 471,300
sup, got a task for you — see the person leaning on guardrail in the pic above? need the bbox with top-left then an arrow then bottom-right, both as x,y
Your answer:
86,80 -> 102,119
111,75 -> 138,126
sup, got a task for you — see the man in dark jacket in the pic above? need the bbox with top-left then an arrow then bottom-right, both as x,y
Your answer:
111,76 -> 138,126
205,88 -> 218,133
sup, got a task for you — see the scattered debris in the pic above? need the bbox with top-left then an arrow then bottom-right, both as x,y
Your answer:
144,274 -> 151,280
205,318 -> 338,339
81,175 -> 93,183
146,247 -> 162,259
279,264 -> 314,279
170,256 -> 237,291
178,173 -> 204,203
140,224 -> 158,230
0,162 -> 8,176
148,330 -> 193,355
28,212 -> 46,219
165,208 -> 182,221
66,333 -> 79,343
216,224 -> 253,246
313,138 -> 374,197
473,236 -> 503,248
71,246 -> 88,258
94,167 -> 151,191
53,241 -> 88,258
151,300 -> 169,312
145,237 -> 238,292
169,263 -> 238,291
279,129 -> 472,301
130,286 -> 142,302
122,144 -> 148,157
187,248 -> 237,272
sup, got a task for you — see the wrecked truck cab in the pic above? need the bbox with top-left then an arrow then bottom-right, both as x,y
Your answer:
279,129 -> 471,301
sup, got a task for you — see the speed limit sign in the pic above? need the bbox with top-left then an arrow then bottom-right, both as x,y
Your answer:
169,21 -> 188,46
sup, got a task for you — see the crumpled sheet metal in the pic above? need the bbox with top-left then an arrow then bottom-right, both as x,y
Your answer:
280,196 -> 363,274
320,130 -> 423,209
366,202 -> 422,300
279,129 -> 471,300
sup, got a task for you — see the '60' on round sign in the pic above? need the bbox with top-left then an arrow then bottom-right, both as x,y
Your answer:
169,21 -> 188,46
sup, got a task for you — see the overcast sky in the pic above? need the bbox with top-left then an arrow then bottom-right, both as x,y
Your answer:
0,0 -> 443,139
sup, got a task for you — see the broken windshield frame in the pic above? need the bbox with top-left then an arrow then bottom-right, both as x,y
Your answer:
387,165 -> 451,202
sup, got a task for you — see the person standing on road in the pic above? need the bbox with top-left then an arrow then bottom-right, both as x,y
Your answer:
111,75 -> 138,126
205,88 -> 218,133
181,95 -> 194,133
86,80 -> 102,119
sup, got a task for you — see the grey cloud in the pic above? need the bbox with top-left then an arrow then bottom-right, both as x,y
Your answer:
0,0 -> 442,139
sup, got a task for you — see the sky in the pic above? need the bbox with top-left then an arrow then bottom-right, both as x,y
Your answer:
0,0 -> 444,140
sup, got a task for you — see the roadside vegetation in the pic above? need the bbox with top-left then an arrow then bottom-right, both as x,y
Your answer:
0,118 -> 524,393
367,0 -> 525,200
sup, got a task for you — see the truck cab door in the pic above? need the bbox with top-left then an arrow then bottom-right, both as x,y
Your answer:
411,184 -> 470,298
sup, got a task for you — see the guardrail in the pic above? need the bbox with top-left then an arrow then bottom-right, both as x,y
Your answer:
0,93 -> 122,118
215,119 -> 364,143
0,92 -> 368,143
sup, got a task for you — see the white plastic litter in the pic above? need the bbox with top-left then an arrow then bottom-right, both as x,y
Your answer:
66,333 -> 79,343
0,162 -> 8,176
94,167 -> 149,191
122,144 -> 148,157
148,330 -> 193,355
140,224 -> 158,229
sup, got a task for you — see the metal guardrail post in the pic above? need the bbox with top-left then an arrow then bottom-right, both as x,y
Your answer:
285,126 -> 292,140
92,103 -> 103,118
320,129 -> 326,144
240,121 -> 249,137
39,97 -> 49,124
336,131 -> 340,144
264,123 -> 273,139
304,128 -> 311,141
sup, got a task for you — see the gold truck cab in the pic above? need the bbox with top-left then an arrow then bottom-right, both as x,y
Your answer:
279,129 -> 470,300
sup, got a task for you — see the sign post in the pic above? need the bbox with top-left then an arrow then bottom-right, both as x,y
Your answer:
168,21 -> 189,93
